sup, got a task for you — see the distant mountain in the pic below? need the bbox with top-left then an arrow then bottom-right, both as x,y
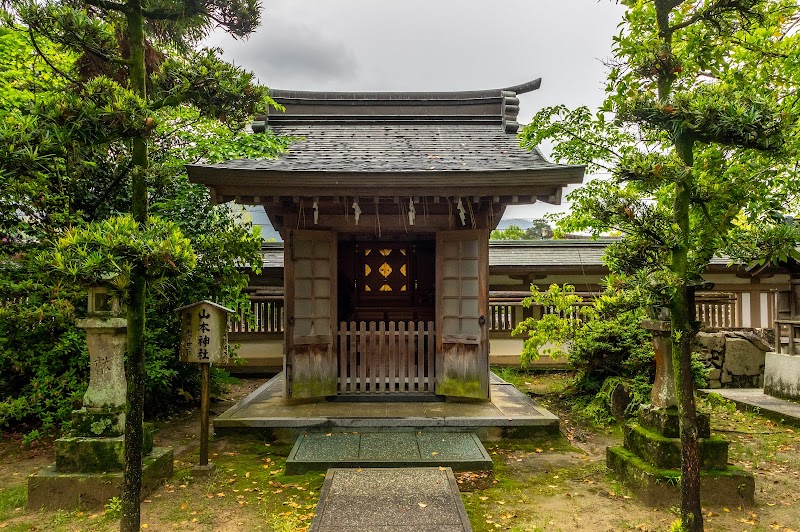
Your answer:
495,218 -> 548,230
239,210 -> 548,243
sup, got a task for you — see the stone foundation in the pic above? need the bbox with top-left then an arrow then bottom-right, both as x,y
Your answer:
693,330 -> 770,388
28,422 -> 171,510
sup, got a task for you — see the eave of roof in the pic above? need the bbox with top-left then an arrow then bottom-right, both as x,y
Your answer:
268,79 -> 542,101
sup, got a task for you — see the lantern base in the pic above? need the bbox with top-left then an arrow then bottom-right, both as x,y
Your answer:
607,405 -> 753,506
27,446 -> 173,510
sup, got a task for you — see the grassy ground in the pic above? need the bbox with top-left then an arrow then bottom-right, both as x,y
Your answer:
1,372 -> 799,531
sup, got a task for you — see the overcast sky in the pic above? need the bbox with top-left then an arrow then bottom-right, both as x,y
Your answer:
206,0 -> 626,220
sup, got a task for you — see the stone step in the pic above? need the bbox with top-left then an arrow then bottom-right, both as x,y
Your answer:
286,431 -> 492,475
623,423 -> 729,470
310,467 -> 473,532
606,446 -> 754,507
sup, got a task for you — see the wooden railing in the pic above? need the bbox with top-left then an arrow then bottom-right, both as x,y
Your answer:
773,319 -> 800,355
227,289 -> 773,338
489,303 -> 519,332
229,298 -> 284,334
695,292 -> 737,328
336,321 -> 435,394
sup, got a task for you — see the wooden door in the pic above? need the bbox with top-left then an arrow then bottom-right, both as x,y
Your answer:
285,229 -> 337,399
435,229 -> 490,399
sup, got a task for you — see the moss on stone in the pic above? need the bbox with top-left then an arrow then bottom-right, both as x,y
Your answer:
607,445 -> 754,506
624,423 -> 729,470
55,424 -> 154,473
55,437 -> 125,473
636,405 -> 710,438
70,408 -> 124,437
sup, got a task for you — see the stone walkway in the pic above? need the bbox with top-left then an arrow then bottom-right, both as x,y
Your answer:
285,431 -> 492,474
214,372 -> 558,441
310,467 -> 472,532
700,388 -> 800,424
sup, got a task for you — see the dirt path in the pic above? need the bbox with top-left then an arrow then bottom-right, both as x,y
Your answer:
1,374 -> 799,531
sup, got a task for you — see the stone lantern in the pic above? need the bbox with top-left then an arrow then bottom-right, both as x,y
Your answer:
28,286 -> 173,510
74,286 -> 128,435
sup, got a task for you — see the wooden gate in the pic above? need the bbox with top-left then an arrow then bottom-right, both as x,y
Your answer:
337,321 -> 435,394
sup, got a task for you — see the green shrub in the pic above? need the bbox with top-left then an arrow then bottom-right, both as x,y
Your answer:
514,280 -> 703,425
0,269 -> 88,432
514,283 -> 655,425
0,185 -> 261,432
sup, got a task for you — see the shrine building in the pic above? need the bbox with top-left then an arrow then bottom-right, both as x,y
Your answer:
187,79 -> 584,401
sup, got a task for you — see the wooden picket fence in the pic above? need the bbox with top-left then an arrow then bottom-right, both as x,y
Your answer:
337,321 -> 435,394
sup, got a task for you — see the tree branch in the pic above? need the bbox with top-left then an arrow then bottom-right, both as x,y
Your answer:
546,123 -> 623,171
84,0 -> 129,13
27,28 -> 78,84
86,158 -> 135,216
140,7 -> 183,21
148,93 -> 188,111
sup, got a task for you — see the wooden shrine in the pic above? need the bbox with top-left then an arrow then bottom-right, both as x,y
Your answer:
187,80 -> 584,401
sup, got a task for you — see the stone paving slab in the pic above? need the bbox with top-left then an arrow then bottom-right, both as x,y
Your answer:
700,388 -> 800,425
285,431 -> 492,474
310,467 -> 472,532
214,372 -> 559,441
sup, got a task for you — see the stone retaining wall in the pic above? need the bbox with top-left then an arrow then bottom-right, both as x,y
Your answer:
693,330 -> 771,389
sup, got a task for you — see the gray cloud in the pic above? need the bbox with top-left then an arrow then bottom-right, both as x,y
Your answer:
206,11 -> 359,88
206,0 -> 627,218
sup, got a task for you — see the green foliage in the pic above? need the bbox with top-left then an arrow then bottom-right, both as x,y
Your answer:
513,284 -> 586,363
514,282 -> 655,424
0,281 -> 87,431
0,3 -> 284,434
489,221 -> 553,240
104,496 -> 122,519
522,0 -> 800,292
523,220 -> 554,240
0,25 -> 74,108
40,214 -> 197,296
21,428 -> 42,446
521,4 -> 800,522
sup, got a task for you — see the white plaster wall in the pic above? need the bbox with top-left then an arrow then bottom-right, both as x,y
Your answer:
764,352 -> 800,399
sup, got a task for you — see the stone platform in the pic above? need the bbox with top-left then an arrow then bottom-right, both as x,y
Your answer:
286,431 -> 492,474
215,372 -> 559,442
310,467 -> 472,532
700,387 -> 800,425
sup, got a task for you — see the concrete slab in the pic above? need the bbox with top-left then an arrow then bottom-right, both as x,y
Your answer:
285,431 -> 492,474
215,372 -> 559,442
700,388 -> 800,425
310,467 -> 472,532
359,432 -> 420,460
293,433 -> 361,461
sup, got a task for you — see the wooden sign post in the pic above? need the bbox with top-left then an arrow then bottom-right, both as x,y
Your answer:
177,300 -> 234,474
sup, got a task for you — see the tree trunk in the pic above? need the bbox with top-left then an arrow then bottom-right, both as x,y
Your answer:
121,1 -> 148,530
655,1 -> 703,528
670,179 -> 704,531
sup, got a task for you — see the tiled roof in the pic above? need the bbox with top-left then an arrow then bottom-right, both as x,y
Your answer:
488,240 -> 611,269
208,124 -> 566,174
259,243 -> 284,269
258,240 -> 734,271
487,240 -> 731,269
